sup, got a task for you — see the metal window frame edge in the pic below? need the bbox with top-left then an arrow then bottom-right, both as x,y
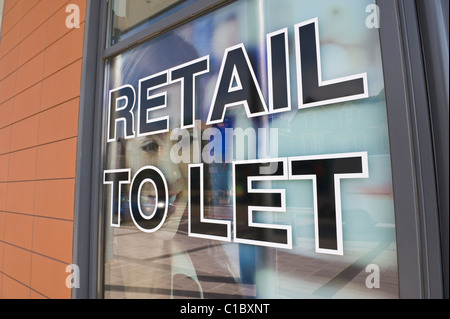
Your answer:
0,0 -> 5,41
415,0 -> 449,299
378,0 -> 445,298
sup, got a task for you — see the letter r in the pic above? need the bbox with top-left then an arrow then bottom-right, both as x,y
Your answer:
108,85 -> 136,142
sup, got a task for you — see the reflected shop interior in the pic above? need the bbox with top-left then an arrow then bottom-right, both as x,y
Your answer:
100,0 -> 399,299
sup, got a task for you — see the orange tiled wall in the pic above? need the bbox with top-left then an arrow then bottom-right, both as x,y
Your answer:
0,0 -> 86,299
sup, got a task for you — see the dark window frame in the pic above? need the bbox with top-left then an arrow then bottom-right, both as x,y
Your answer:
73,0 -> 446,299
0,0 -> 5,41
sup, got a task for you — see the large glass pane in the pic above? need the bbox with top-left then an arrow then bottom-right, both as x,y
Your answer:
100,0 -> 399,299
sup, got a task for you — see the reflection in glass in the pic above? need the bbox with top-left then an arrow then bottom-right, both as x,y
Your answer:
101,0 -> 399,299
108,0 -> 200,46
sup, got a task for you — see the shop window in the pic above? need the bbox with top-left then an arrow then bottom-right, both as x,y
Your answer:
99,0 -> 399,299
